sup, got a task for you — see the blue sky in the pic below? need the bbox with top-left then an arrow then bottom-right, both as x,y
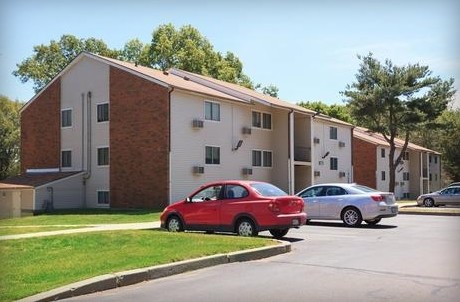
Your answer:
1,0 -> 459,107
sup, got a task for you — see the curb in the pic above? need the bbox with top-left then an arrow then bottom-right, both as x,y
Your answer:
18,241 -> 291,302
398,208 -> 460,216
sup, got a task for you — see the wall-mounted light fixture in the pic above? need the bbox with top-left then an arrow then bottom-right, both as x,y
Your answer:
233,140 -> 243,151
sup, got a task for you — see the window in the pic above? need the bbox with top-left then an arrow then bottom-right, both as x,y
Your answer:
329,127 -> 338,140
98,191 -> 110,205
434,156 -> 438,164
402,151 -> 410,161
330,157 -> 338,170
435,174 -> 438,181
252,111 -> 261,128
325,186 -> 347,196
252,111 -> 272,129
252,150 -> 262,167
403,172 -> 410,181
61,150 -> 72,168
252,150 -> 272,167
61,109 -> 72,127
205,101 -> 220,121
205,146 -> 220,165
97,103 -> 109,122
262,113 -> 272,129
191,185 -> 223,202
429,155 -> 432,163
225,185 -> 249,199
97,147 -> 109,166
429,173 -> 432,181
403,192 -> 410,199
263,151 -> 272,167
381,171 -> 386,181
381,148 -> 386,158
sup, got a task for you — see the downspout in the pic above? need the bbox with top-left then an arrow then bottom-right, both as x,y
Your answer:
288,110 -> 295,194
426,152 -> 430,193
419,152 -> 423,195
83,91 -> 92,207
168,87 -> 174,205
81,93 -> 86,207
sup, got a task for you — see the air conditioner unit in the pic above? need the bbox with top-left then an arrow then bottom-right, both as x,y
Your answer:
314,171 -> 321,177
339,171 -> 346,177
193,166 -> 204,174
339,141 -> 346,147
192,119 -> 204,128
313,137 -> 320,144
242,168 -> 253,175
242,127 -> 252,135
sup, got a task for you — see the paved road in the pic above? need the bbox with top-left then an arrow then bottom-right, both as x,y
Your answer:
64,215 -> 460,302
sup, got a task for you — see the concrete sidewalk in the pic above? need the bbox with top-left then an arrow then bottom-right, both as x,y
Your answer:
0,221 -> 161,240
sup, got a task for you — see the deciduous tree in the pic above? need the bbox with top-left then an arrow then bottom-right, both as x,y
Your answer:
0,96 -> 22,180
13,35 -> 119,92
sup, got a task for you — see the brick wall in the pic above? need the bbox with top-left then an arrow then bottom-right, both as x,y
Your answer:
353,137 -> 377,189
109,67 -> 170,209
21,79 -> 61,172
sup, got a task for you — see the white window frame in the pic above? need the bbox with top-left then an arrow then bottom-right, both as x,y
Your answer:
97,102 -> 109,123
97,146 -> 110,167
329,127 -> 338,140
97,190 -> 110,206
330,157 -> 338,170
61,149 -> 72,168
252,149 -> 273,168
252,110 -> 272,130
61,108 -> 73,128
205,145 -> 221,165
204,100 -> 221,122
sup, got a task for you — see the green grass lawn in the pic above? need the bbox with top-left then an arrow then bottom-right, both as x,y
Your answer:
0,209 -> 161,226
0,230 -> 274,301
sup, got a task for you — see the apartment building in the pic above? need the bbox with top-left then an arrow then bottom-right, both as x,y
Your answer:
353,127 -> 442,199
1,52 -> 353,213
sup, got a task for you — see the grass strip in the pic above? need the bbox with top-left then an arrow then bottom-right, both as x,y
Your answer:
0,230 -> 273,301
0,209 -> 161,226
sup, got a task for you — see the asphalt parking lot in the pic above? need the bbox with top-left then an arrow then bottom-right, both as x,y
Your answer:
64,214 -> 460,302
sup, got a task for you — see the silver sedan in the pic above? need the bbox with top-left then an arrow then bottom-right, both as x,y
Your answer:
297,183 -> 398,227
417,186 -> 460,207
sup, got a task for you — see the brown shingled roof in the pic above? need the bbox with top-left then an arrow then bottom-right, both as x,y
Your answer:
353,126 -> 440,154
1,172 -> 83,188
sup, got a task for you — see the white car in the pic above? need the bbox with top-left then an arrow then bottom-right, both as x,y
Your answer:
297,183 -> 398,227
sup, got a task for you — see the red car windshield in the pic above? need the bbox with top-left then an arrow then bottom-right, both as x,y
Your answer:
250,183 -> 288,197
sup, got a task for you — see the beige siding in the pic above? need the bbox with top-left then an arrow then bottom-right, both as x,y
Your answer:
170,91 -> 289,202
61,56 -> 110,207
312,120 -> 353,183
35,173 -> 85,210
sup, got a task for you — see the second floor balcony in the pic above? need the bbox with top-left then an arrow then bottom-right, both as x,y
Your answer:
294,146 -> 311,162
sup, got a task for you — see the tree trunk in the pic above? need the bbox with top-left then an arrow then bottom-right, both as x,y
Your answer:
388,144 -> 396,193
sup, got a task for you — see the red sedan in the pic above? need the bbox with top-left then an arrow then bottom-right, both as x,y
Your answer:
160,180 -> 307,238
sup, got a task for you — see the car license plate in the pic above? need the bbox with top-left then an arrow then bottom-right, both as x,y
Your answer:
292,219 -> 300,226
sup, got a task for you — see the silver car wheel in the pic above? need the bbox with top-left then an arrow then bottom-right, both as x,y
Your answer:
167,216 -> 182,232
342,208 -> 362,227
237,220 -> 255,236
423,198 -> 434,207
